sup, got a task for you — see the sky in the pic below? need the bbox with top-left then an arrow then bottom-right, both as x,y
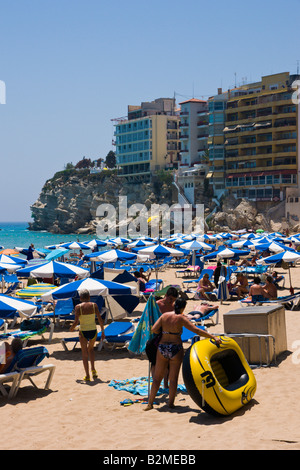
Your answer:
0,0 -> 299,222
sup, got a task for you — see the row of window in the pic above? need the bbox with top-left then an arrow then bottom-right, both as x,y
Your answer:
226,174 -> 297,187
115,130 -> 151,144
116,141 -> 151,154
117,152 -> 152,164
115,119 -> 151,134
234,188 -> 281,200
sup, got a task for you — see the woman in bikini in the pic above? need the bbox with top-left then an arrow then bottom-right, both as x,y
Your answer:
70,289 -> 105,382
144,298 -> 222,411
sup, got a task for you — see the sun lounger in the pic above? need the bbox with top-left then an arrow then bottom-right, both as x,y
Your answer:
61,321 -> 135,351
182,269 -> 215,290
181,325 -> 207,342
0,318 -> 7,334
0,318 -> 54,346
187,307 -> 219,326
0,371 -> 21,399
4,346 -> 55,398
239,291 -> 300,309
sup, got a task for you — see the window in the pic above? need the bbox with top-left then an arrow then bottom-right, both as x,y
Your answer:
266,175 -> 273,184
259,176 -> 265,185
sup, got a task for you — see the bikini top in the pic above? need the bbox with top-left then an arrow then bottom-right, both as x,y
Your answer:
162,330 -> 182,335
79,304 -> 96,332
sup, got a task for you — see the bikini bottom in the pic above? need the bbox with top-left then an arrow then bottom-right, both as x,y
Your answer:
80,329 -> 97,341
158,342 -> 183,360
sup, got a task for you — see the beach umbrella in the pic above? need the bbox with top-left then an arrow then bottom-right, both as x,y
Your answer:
253,242 -> 293,254
240,233 -> 256,240
201,246 -> 250,261
16,260 -> 90,280
138,244 -> 185,289
257,251 -> 300,294
231,240 -> 256,249
127,240 -> 155,248
45,247 -> 69,261
0,254 -> 27,266
84,239 -> 112,250
256,250 -> 300,266
0,248 -> 20,255
0,262 -> 24,273
180,240 -> 214,252
41,277 -> 137,302
108,237 -> 132,245
138,244 -> 184,260
84,249 -> 149,264
179,239 -> 214,270
197,234 -> 217,242
164,237 -> 185,245
0,294 -> 37,319
57,242 -> 91,250
15,247 -> 49,258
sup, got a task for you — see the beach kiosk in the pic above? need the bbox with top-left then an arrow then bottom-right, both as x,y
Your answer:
223,305 -> 287,366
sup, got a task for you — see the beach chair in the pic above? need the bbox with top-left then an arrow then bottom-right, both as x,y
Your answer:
181,325 -> 207,343
60,321 -> 135,351
0,318 -> 7,334
182,269 -> 214,290
99,321 -> 136,351
0,371 -> 21,399
4,346 -> 55,398
239,291 -> 300,310
0,318 -> 55,346
140,279 -> 164,301
187,307 -> 219,326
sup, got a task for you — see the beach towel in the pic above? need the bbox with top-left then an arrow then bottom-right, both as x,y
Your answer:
108,376 -> 186,396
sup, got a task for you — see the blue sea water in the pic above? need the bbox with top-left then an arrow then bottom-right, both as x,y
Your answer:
0,222 -> 93,251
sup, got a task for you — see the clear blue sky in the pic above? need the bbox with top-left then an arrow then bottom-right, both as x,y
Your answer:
0,0 -> 299,222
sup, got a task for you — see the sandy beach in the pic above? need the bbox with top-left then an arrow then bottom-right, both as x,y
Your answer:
1,263 -> 300,451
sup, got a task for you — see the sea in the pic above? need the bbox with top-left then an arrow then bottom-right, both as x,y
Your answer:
0,221 -> 94,252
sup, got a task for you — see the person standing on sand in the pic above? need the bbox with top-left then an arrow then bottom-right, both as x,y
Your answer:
144,298 -> 222,411
156,286 -> 178,313
69,289 -> 105,382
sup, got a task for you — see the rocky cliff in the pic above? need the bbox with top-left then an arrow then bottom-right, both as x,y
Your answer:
29,169 -> 178,234
30,168 -> 289,235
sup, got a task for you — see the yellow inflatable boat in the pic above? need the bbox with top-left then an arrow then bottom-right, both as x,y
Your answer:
182,336 -> 256,416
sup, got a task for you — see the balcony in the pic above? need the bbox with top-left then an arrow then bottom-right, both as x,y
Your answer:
197,134 -> 209,140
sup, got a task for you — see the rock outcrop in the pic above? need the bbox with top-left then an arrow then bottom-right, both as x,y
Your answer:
29,169 -> 177,234
210,194 -> 286,233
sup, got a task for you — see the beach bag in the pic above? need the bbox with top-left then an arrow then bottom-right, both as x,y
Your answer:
20,318 -> 49,332
145,332 -> 162,365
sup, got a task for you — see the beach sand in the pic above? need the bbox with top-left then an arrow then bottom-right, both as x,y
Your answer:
1,264 -> 300,451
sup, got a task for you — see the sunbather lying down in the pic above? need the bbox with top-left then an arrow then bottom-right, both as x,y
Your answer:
185,302 -> 217,320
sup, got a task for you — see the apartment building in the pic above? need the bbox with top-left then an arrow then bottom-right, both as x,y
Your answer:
177,98 -> 209,205
207,89 -> 228,197
112,98 -> 180,182
224,72 -> 299,202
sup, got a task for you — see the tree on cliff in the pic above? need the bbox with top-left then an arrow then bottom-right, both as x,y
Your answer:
105,151 -> 116,169
75,157 -> 93,169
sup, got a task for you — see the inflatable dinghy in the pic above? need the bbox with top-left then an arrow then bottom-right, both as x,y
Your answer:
183,336 -> 256,416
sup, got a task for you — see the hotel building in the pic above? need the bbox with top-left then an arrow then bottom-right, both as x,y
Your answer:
224,72 -> 299,202
112,98 -> 180,182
